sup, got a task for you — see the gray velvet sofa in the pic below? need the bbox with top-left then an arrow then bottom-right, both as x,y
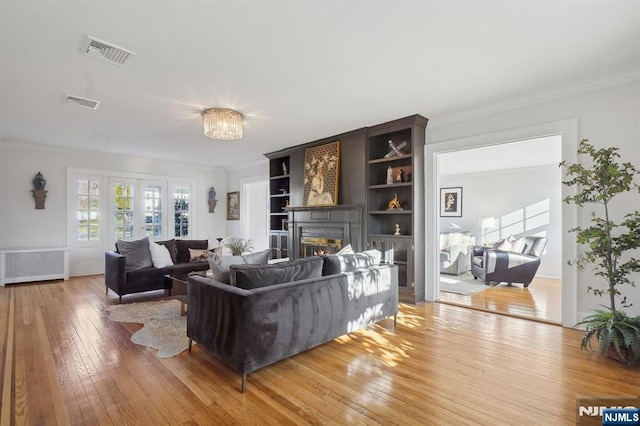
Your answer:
105,238 -> 210,302
187,254 -> 398,392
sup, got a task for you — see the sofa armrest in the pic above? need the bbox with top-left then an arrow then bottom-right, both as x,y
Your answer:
472,245 -> 486,257
187,276 -> 251,374
105,251 -> 126,295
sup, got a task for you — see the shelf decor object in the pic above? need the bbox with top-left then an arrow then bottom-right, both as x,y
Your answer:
384,140 -> 407,158
303,141 -> 340,206
440,187 -> 463,217
387,193 -> 403,210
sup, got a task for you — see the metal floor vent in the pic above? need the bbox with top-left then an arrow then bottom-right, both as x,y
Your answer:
82,35 -> 135,66
66,95 -> 100,110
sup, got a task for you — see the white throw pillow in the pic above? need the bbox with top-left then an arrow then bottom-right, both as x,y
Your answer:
511,237 -> 526,253
337,244 -> 355,255
149,241 -> 174,268
494,235 -> 523,252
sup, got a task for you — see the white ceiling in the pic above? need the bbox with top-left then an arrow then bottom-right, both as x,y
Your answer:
1,1 -> 639,169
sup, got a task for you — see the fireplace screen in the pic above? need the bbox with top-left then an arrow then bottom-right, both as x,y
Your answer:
300,237 -> 342,257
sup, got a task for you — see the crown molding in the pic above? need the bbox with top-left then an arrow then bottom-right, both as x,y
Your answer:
0,139 -> 225,173
226,158 -> 268,173
429,68 -> 640,128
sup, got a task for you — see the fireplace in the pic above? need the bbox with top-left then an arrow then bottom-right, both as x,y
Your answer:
287,205 -> 364,260
300,237 -> 343,257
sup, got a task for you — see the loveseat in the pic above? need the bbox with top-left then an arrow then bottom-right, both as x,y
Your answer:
187,252 -> 398,392
471,235 -> 548,287
105,237 -> 211,302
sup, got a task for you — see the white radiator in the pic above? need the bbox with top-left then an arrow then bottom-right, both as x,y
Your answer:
0,247 -> 69,286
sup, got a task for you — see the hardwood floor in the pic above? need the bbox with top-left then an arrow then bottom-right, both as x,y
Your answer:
438,276 -> 562,324
1,276 -> 638,425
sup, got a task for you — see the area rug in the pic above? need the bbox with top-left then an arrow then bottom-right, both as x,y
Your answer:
105,299 -> 189,358
439,272 -> 488,295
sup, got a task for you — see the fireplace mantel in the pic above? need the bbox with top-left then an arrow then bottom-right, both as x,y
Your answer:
287,205 -> 364,259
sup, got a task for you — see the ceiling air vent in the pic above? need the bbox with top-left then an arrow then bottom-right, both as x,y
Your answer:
82,35 -> 135,66
66,94 -> 101,110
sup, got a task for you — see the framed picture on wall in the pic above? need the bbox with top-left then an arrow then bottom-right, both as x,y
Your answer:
303,141 -> 340,206
227,191 -> 240,220
440,187 -> 462,217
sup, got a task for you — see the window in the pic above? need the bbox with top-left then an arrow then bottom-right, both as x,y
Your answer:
77,178 -> 100,241
174,185 -> 190,237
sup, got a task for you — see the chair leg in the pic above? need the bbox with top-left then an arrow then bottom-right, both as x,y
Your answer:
119,295 -> 122,304
394,314 -> 397,327
188,338 -> 192,352
241,374 -> 247,393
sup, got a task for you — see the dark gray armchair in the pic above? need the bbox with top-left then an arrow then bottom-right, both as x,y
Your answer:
471,236 -> 548,288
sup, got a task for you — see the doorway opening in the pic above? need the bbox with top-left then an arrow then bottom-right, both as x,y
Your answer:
425,119 -> 578,327
434,135 -> 564,324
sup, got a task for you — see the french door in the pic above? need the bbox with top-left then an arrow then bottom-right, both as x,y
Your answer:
108,177 -> 168,249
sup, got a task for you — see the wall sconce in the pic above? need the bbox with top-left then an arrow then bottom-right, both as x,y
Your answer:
208,186 -> 218,213
32,172 -> 47,209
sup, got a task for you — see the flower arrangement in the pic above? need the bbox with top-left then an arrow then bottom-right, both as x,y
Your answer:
223,236 -> 254,256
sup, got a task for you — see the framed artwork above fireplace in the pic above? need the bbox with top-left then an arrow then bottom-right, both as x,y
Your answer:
303,141 -> 340,206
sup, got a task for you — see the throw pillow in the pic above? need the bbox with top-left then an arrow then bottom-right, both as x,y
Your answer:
208,248 -> 271,284
116,237 -> 153,272
149,241 -> 174,268
231,256 -> 324,290
322,249 -> 382,276
188,248 -> 209,262
156,239 -> 178,264
493,235 -> 521,252
175,239 -> 208,264
510,236 -> 526,253
336,244 -> 355,255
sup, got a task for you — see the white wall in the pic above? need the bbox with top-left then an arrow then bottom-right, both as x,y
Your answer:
224,160 -> 268,238
428,79 -> 640,318
0,141 -> 226,272
440,164 -> 562,278
242,179 -> 269,252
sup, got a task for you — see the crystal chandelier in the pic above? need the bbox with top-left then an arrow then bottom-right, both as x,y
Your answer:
202,108 -> 244,140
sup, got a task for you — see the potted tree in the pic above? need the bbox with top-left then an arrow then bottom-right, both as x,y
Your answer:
561,139 -> 640,366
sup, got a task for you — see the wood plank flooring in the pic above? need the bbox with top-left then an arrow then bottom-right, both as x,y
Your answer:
1,275 -> 639,425
438,276 -> 562,324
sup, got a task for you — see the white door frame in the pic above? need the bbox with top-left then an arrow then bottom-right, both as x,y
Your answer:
240,175 -> 269,248
425,118 -> 578,327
